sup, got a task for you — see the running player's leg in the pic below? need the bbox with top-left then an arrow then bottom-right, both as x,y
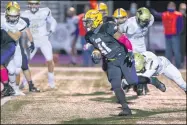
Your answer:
40,40 -> 55,88
19,45 -> 40,92
107,60 -> 132,116
162,62 -> 186,92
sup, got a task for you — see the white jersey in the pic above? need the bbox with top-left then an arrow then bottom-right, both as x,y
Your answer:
21,7 -> 57,38
119,15 -> 154,53
137,51 -> 186,92
137,51 -> 159,77
1,13 -> 27,34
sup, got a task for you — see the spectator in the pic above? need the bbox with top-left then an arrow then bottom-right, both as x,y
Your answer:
66,7 -> 79,65
179,3 -> 186,68
151,1 -> 183,69
78,5 -> 93,67
128,2 -> 138,17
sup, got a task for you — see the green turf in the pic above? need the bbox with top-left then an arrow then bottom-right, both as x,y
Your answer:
1,100 -> 31,122
62,108 -> 186,124
89,95 -> 138,104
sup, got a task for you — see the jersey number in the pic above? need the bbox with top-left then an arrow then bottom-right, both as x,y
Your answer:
95,38 -> 111,55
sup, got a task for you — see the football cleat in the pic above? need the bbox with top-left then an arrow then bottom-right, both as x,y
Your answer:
1,84 -> 15,97
118,103 -> 132,116
29,84 -> 40,92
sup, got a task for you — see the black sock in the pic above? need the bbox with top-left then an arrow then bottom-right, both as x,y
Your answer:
28,81 -> 33,85
3,83 -> 9,87
150,77 -> 160,88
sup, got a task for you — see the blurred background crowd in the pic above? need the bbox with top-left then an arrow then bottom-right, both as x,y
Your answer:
1,0 -> 186,69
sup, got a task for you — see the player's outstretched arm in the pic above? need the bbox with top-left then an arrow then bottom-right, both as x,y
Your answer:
46,9 -> 57,33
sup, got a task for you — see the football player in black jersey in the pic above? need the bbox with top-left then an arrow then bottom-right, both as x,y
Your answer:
1,29 -> 21,96
94,2 -> 115,72
83,9 -> 166,116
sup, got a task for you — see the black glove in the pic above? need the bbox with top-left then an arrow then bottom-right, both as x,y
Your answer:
91,51 -> 102,64
28,42 -> 35,53
124,51 -> 134,67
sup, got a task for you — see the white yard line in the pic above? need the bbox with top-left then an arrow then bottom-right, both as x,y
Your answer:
1,69 -> 47,106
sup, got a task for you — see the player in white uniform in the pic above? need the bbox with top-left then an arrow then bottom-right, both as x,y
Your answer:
118,7 -> 154,53
134,51 -> 186,93
5,1 -> 40,93
21,0 -> 57,88
113,7 -> 154,94
1,6 -> 28,95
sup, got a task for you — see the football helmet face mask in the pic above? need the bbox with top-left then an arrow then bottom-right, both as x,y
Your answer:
28,0 -> 40,14
83,9 -> 103,31
134,53 -> 146,72
136,7 -> 151,28
5,6 -> 20,26
113,8 -> 128,25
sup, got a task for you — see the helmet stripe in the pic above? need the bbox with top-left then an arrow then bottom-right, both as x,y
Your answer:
118,8 -> 120,16
98,3 -> 101,10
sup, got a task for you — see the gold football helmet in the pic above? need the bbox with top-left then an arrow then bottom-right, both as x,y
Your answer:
6,1 -> 20,10
83,9 -> 103,31
95,2 -> 108,17
134,53 -> 146,72
28,0 -> 40,14
5,6 -> 20,25
113,8 -> 128,24
136,7 -> 151,28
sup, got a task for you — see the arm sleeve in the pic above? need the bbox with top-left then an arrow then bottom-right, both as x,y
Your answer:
106,22 -> 133,51
46,9 -> 57,33
150,8 -> 162,19
176,15 -> 183,34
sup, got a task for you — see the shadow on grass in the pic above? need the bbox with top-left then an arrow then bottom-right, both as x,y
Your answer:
62,108 -> 186,124
89,95 -> 138,104
1,100 -> 31,122
72,91 -> 112,96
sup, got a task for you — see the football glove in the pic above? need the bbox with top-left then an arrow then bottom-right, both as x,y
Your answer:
91,50 -> 102,64
124,51 -> 134,67
28,42 -> 35,53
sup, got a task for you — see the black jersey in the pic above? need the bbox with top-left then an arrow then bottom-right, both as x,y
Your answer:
103,16 -> 115,23
85,22 -> 126,59
1,29 -> 16,46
